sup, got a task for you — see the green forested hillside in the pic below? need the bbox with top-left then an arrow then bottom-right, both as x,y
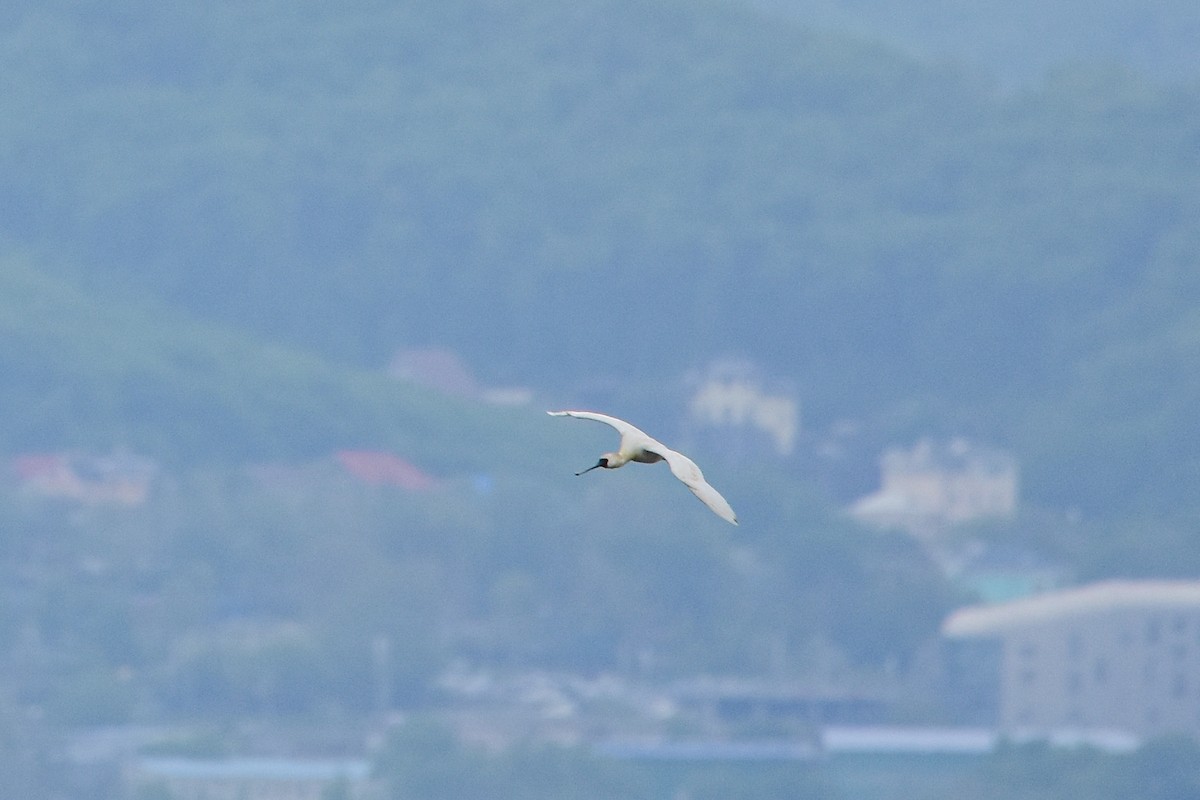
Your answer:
0,256 -> 540,469
2,1 -> 1198,519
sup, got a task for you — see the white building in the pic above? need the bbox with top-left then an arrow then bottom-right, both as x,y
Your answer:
851,438 -> 1017,539
942,581 -> 1200,740
686,360 -> 799,458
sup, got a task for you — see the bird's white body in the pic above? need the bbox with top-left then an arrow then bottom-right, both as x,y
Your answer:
548,410 -> 738,525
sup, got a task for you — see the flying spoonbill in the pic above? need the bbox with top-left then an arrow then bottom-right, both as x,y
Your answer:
547,410 -> 738,524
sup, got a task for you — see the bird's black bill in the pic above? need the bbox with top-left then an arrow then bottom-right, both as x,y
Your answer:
575,461 -> 604,476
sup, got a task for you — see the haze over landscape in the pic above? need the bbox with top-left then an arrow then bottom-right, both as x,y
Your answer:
3,1 -> 1200,797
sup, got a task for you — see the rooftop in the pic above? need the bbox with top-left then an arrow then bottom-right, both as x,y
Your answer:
943,580 -> 1200,638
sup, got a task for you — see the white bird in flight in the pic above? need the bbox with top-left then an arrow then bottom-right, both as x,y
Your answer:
548,410 -> 738,524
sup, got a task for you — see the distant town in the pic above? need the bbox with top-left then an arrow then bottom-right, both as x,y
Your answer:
8,351 -> 1198,799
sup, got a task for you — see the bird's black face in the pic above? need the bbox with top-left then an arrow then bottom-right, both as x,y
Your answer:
575,457 -> 608,476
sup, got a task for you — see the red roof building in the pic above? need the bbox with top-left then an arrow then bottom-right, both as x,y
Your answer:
335,450 -> 438,491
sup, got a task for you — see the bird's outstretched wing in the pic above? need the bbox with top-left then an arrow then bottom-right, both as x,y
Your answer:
653,447 -> 739,525
547,410 -> 655,447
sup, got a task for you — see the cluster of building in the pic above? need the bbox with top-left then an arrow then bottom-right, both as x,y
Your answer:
15,356 -> 1199,798
117,576 -> 1200,798
840,431 -> 1200,743
681,371 -> 1200,746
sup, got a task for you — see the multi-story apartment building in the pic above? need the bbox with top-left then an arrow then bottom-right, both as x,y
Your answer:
942,581 -> 1200,739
